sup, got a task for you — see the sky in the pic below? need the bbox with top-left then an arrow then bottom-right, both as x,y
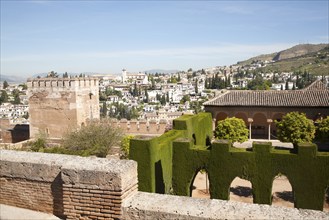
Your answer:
1,0 -> 328,77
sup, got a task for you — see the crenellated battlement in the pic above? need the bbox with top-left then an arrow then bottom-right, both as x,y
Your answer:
27,77 -> 99,90
111,118 -> 170,135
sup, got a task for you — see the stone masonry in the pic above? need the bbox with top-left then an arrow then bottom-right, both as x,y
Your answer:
27,77 -> 100,139
0,150 -> 328,220
0,150 -> 137,219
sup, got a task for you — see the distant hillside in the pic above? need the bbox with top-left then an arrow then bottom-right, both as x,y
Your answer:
237,43 -> 329,75
0,74 -> 26,83
272,44 -> 328,61
238,43 -> 328,65
260,46 -> 329,75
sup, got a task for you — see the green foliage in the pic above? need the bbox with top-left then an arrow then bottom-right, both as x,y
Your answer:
19,84 -> 28,90
61,120 -> 123,157
120,135 -> 135,159
48,71 -> 58,78
101,102 -> 108,117
30,138 -> 47,152
247,75 -> 271,90
0,90 -> 8,104
276,112 -> 315,146
316,116 -> 329,142
30,132 -> 48,152
180,95 -> 190,104
130,113 -> 213,193
108,102 -> 139,120
130,113 -> 329,211
215,117 -> 248,143
3,80 -> 9,89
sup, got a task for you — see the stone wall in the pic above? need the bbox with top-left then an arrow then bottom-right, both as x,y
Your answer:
1,150 -> 328,220
111,119 -> 169,135
27,77 -> 100,139
0,150 -> 137,219
122,192 -> 328,219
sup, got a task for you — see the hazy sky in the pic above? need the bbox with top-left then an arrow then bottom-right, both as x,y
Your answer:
1,0 -> 328,77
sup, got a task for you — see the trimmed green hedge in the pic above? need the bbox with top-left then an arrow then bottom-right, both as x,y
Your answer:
130,113 -> 329,211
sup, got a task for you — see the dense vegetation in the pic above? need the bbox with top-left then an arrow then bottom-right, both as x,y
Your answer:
214,117 -> 249,143
31,120 -> 123,157
275,112 -> 316,147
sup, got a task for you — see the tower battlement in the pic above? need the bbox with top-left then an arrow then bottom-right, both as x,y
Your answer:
27,77 -> 99,90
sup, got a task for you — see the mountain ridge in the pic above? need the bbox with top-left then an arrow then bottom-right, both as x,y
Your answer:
238,43 -> 328,65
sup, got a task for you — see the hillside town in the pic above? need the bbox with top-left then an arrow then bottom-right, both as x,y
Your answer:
1,61 -> 329,134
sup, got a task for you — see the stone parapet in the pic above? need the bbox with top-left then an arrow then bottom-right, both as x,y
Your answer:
122,192 -> 329,220
0,150 -> 138,219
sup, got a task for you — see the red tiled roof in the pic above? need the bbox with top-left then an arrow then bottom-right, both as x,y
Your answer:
204,81 -> 329,107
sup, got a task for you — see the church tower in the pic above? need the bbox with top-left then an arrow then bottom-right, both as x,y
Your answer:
122,68 -> 127,83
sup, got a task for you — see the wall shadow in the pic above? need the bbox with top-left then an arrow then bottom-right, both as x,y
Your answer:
51,173 -> 66,219
155,160 -> 165,194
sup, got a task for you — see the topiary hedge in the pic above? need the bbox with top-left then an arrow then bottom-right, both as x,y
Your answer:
130,113 -> 329,211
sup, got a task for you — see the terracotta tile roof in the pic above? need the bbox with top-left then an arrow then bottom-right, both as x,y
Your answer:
204,80 -> 329,107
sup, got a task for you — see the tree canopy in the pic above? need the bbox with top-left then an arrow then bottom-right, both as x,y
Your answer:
247,75 -> 272,90
275,112 -> 315,147
315,116 -> 329,143
215,117 -> 248,143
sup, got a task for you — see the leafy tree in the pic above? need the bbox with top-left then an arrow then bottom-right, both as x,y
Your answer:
48,71 -> 58,78
180,95 -> 190,104
215,117 -> 248,143
60,119 -> 123,157
19,83 -> 28,90
315,116 -> 329,143
0,90 -> 8,104
120,135 -> 134,159
101,102 -> 108,117
285,81 -> 289,90
275,112 -> 315,147
3,80 -> 9,89
63,72 -> 69,78
13,94 -> 21,104
195,80 -> 198,94
144,89 -> 149,103
247,75 -> 271,90
160,94 -> 166,105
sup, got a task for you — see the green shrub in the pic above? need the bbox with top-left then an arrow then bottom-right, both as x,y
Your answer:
275,112 -> 315,147
61,119 -> 123,157
316,116 -> 329,142
120,135 -> 134,159
215,117 -> 248,143
30,138 -> 46,152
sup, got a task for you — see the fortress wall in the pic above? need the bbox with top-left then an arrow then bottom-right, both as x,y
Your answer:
0,150 -> 137,220
111,120 -> 169,135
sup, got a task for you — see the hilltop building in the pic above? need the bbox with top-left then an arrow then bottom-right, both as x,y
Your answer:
204,80 -> 329,139
122,69 -> 149,84
27,77 -> 100,139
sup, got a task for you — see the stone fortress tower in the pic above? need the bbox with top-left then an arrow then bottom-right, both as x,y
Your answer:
27,77 -> 100,139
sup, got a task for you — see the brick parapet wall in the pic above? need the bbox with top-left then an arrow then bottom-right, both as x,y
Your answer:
0,150 -> 137,220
